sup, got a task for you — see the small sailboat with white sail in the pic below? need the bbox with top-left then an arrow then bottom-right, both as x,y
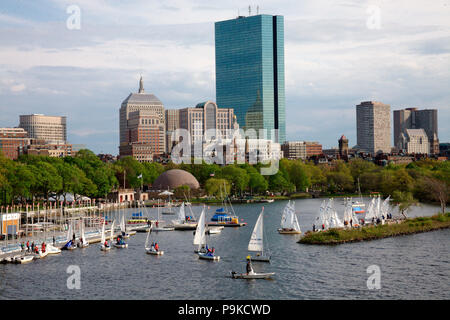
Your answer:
172,202 -> 197,230
77,218 -> 89,248
278,201 -> 301,234
119,208 -> 131,238
153,199 -> 175,231
230,256 -> 275,279
100,217 -> 111,251
62,221 -> 77,250
247,207 -> 270,262
145,227 -> 164,255
193,207 -> 220,261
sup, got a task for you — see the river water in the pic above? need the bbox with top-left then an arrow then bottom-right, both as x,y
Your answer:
0,198 -> 448,300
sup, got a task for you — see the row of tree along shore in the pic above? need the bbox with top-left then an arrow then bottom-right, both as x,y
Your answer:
0,149 -> 448,214
298,213 -> 450,245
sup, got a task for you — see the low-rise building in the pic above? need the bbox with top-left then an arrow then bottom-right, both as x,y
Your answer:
0,128 -> 29,160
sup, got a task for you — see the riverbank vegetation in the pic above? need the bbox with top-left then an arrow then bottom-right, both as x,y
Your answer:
298,213 -> 450,245
0,149 -> 448,211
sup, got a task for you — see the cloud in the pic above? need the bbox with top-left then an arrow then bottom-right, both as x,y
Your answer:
0,0 -> 449,154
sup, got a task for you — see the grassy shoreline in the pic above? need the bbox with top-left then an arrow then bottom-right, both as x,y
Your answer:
298,213 -> 450,245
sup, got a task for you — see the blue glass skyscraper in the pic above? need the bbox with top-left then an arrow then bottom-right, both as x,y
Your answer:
215,14 -> 286,143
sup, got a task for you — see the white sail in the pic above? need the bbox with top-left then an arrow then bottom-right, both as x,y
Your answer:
291,210 -> 301,232
120,212 -> 126,233
177,202 -> 185,222
381,196 -> 390,217
333,209 -> 344,228
376,196 -> 381,218
316,200 -> 327,227
365,198 -> 376,220
280,201 -> 291,229
145,225 -> 151,248
248,208 -> 264,252
281,201 -> 300,231
101,219 -> 106,244
110,219 -> 115,240
80,219 -> 85,239
193,207 -> 206,246
66,221 -> 72,242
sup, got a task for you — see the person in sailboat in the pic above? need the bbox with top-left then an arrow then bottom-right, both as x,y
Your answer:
312,224 -> 316,232
42,242 -> 46,253
350,219 -> 353,227
246,256 -> 254,275
154,242 -> 159,252
104,239 -> 109,248
26,240 -> 30,252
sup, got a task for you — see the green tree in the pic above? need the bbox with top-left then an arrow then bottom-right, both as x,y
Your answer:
221,165 -> 249,196
248,172 -> 268,195
205,178 -> 230,199
269,171 -> 294,194
392,191 -> 419,219
286,160 -> 310,192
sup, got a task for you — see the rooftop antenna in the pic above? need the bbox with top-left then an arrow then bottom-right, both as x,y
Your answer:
248,5 -> 251,16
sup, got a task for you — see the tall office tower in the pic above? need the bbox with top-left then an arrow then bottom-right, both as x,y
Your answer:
393,108 -> 439,154
119,77 -> 165,161
19,114 -> 67,144
356,101 -> 391,154
215,13 -> 286,143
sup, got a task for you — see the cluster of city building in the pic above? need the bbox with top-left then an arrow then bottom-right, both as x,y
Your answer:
0,12 -> 447,164
0,114 -> 80,160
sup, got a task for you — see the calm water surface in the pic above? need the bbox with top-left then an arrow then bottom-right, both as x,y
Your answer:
0,198 -> 448,300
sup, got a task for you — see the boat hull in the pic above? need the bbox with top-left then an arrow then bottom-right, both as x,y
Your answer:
230,271 -> 275,279
173,223 -> 197,230
33,251 -> 48,259
46,244 -> 61,255
277,228 -> 302,234
153,227 -> 175,231
145,249 -> 164,255
100,245 -> 111,251
198,253 -> 220,261
15,255 -> 34,264
113,243 -> 128,248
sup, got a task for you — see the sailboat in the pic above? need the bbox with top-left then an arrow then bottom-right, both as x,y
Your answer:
145,226 -> 164,255
352,177 -> 366,215
78,217 -> 89,248
322,199 -> 343,229
364,197 -> 377,222
172,202 -> 197,230
278,201 -> 301,234
193,207 -> 220,261
62,220 -> 76,250
120,208 -> 130,238
153,199 -> 174,231
248,207 -> 270,262
100,217 -> 110,251
114,216 -> 128,249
